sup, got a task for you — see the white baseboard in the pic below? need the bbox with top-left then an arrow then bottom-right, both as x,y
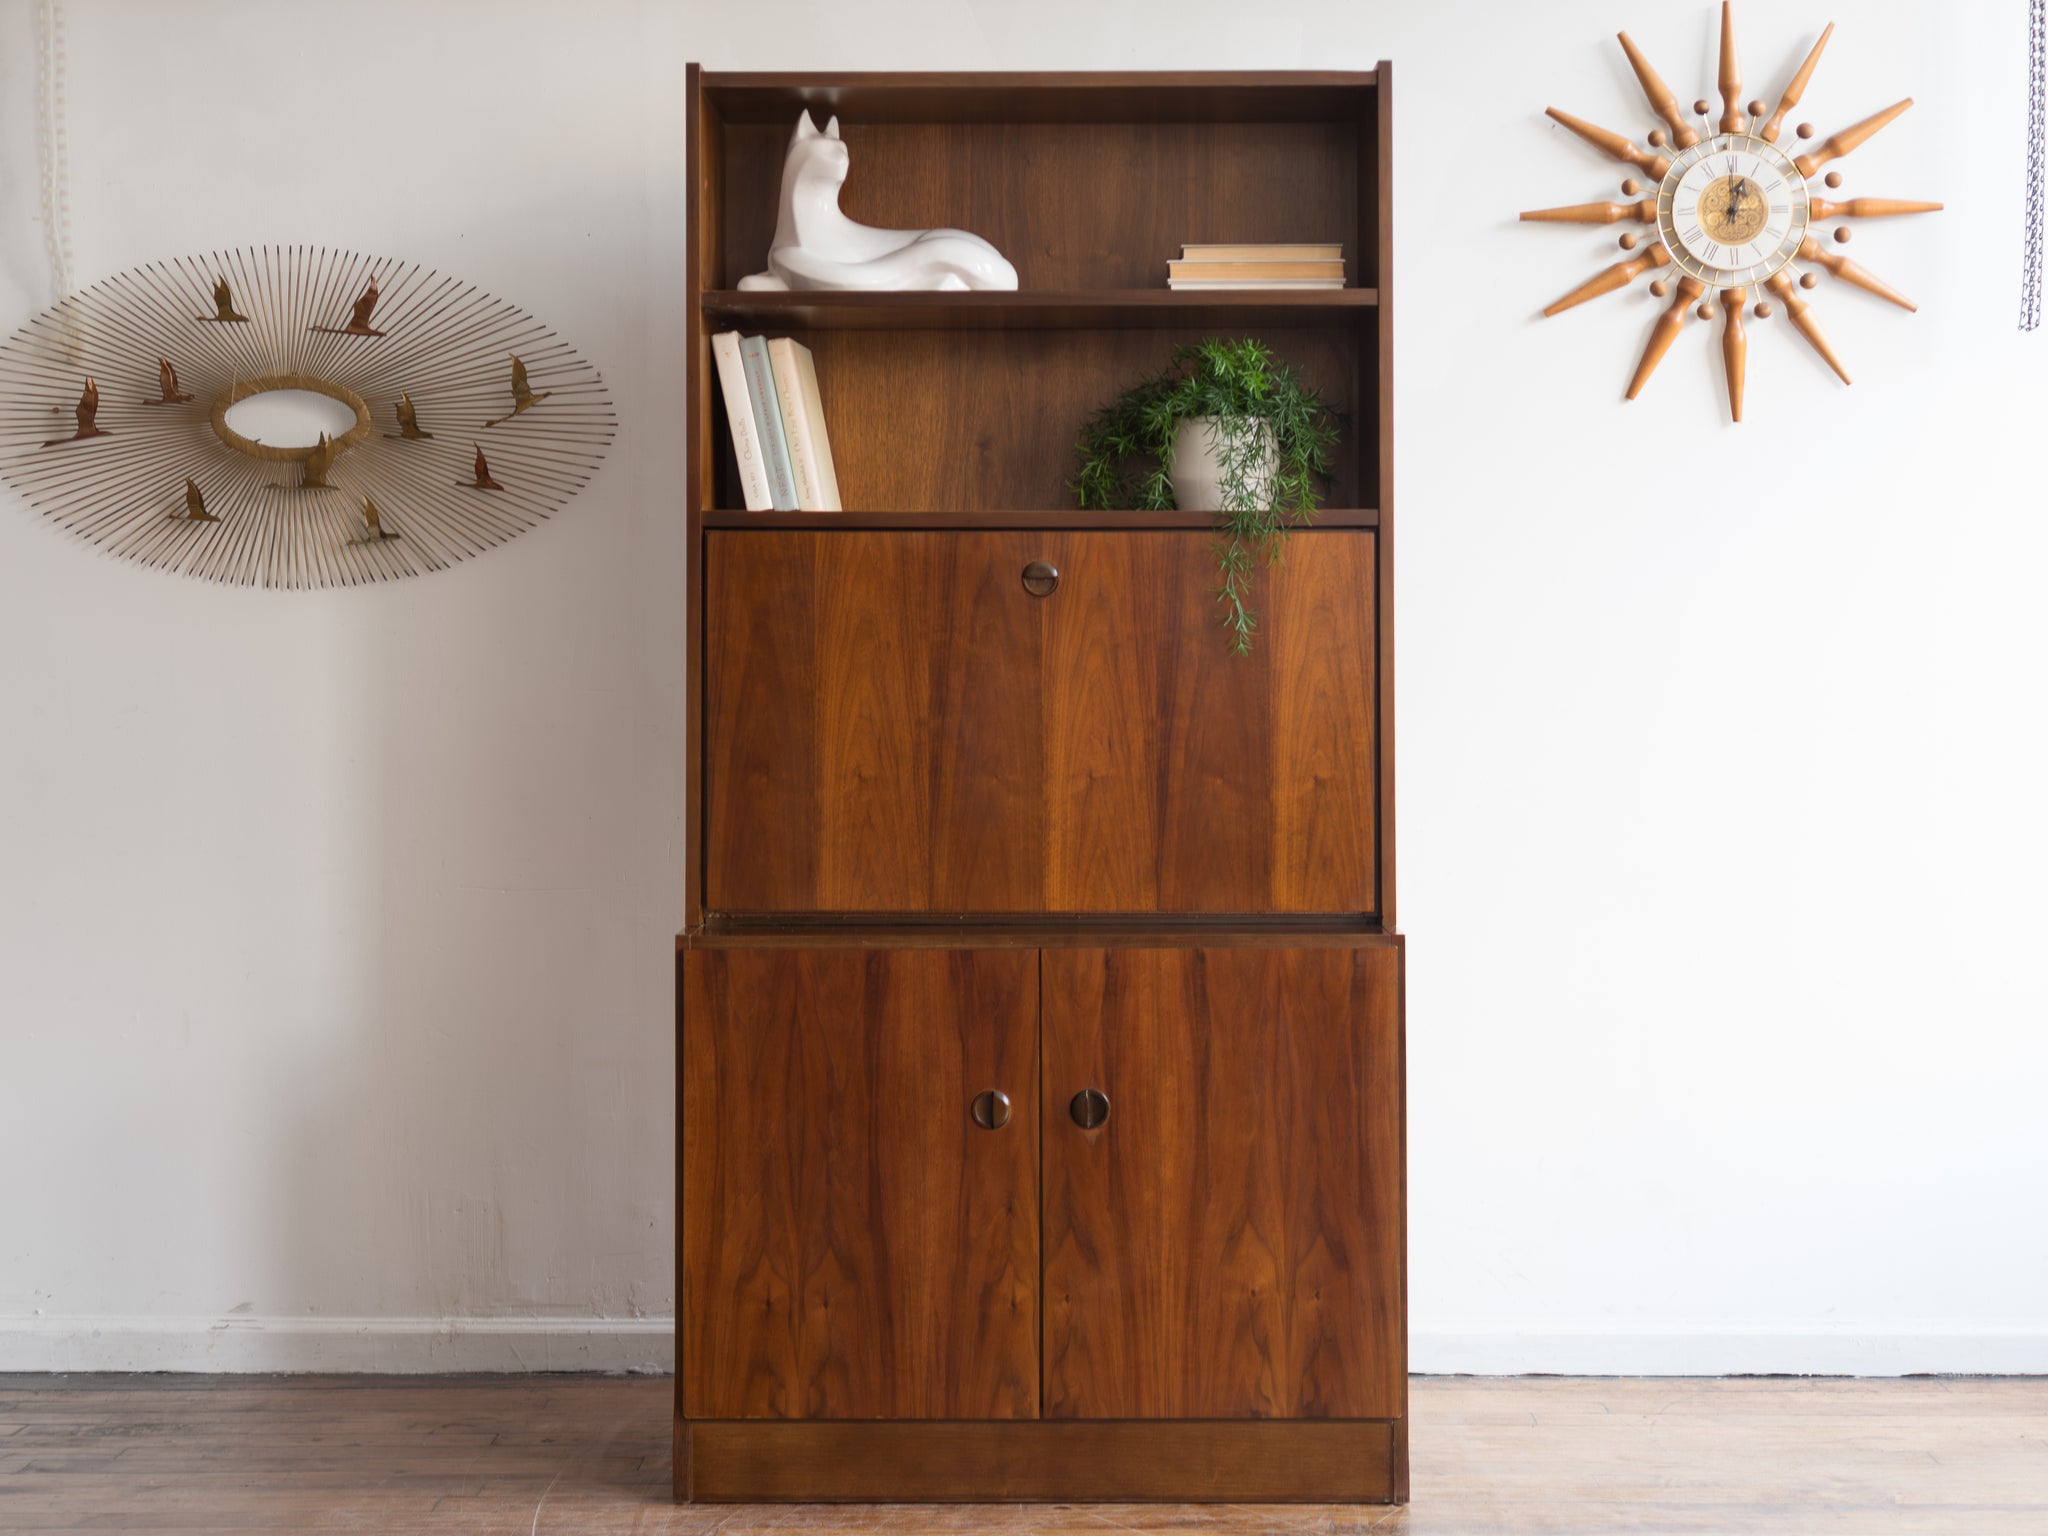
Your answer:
5,1316 -> 2041,1377
0,1314 -> 675,1374
1411,1324 -> 2048,1377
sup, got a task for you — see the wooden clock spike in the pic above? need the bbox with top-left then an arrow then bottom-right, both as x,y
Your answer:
1519,199 -> 1658,225
1761,22 -> 1833,142
1796,234 -> 1917,310
1543,243 -> 1671,317
1721,287 -> 1748,421
1718,3 -> 1747,133
1626,276 -> 1707,398
1807,196 -> 1944,220
1795,99 -> 1914,178
1617,33 -> 1702,147
1545,108 -> 1673,179
1765,269 -> 1851,382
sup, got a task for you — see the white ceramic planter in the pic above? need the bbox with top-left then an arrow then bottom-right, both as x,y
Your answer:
1167,416 -> 1278,513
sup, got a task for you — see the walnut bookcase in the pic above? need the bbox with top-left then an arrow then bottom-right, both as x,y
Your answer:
678,66 -> 1401,1504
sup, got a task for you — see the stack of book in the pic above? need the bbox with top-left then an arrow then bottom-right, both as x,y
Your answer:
1166,243 -> 1345,290
711,331 -> 842,511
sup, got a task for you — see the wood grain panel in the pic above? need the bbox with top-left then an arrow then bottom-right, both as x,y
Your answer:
681,949 -> 1038,1420
685,1419 -> 1397,1502
1272,529 -> 1376,910
1041,533 -> 1167,910
1041,946 -> 1404,1419
928,536 -> 1046,909
703,533 -> 818,910
719,121 -> 1358,293
812,534 -> 931,906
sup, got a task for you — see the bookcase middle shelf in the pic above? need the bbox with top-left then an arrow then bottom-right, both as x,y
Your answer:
700,508 -> 1381,529
703,288 -> 1380,331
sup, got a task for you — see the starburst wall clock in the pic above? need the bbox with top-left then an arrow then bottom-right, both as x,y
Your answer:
1524,4 -> 1941,421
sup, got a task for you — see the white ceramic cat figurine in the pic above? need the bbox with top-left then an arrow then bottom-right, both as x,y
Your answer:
737,112 -> 1019,292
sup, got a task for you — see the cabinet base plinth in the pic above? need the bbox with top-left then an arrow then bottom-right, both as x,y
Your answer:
675,1417 -> 1405,1503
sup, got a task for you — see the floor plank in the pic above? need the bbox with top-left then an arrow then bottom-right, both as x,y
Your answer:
0,1374 -> 2038,1534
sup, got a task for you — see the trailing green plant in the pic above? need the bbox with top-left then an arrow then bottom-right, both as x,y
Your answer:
1070,337 -> 1340,654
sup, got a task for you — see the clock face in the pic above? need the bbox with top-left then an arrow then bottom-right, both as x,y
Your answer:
1657,133 -> 1810,287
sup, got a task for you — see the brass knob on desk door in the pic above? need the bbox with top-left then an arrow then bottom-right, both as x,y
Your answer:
1069,1088 -> 1109,1130
1021,560 -> 1059,597
971,1089 -> 1012,1130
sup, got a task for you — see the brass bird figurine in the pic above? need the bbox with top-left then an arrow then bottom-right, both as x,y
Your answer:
43,378 -> 110,446
357,495 -> 399,541
198,277 -> 250,323
386,392 -> 432,439
313,277 -> 386,337
178,478 -> 219,522
482,355 -> 550,427
300,432 -> 339,489
147,358 -> 194,405
464,443 -> 504,491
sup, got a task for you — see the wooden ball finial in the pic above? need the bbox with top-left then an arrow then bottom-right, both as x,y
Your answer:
1696,300 -> 1717,320
1796,122 -> 1815,139
1825,171 -> 1843,188
1754,300 -> 1774,318
1650,279 -> 1670,297
1694,99 -> 1712,116
1834,226 -> 1852,244
1619,233 -> 1639,250
1748,99 -> 1768,117
1648,128 -> 1668,147
1799,271 -> 1819,289
1621,178 -> 1641,195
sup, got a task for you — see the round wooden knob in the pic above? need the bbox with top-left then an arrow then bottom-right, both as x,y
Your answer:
1696,301 -> 1717,320
1754,300 -> 1774,318
1799,271 -> 1819,290
1747,99 -> 1767,118
1796,122 -> 1816,139
1621,178 -> 1640,196
1021,559 -> 1059,597
1648,128 -> 1668,147
971,1089 -> 1012,1131
1649,279 -> 1670,297
1833,226 -> 1852,244
1693,99 -> 1711,116
1070,1088 -> 1110,1130
1824,171 -> 1843,189
1619,233 -> 1639,250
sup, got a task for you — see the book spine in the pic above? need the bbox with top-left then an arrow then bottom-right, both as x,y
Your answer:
739,335 -> 798,511
790,342 -> 842,512
767,338 -> 821,512
711,332 -> 773,511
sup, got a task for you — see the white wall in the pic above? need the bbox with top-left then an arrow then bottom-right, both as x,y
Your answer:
0,0 -> 2042,1376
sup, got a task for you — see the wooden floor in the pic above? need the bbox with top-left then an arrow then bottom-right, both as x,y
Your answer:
0,1375 -> 2040,1534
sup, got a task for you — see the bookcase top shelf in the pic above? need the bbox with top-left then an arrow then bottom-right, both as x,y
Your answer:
703,290 -> 1379,332
701,508 -> 1381,530
696,70 -> 1378,125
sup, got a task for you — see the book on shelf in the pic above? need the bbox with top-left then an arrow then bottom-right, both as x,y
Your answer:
712,331 -> 842,512
710,333 -> 773,511
733,335 -> 798,510
1167,277 -> 1347,290
1167,242 -> 1346,290
767,338 -> 843,512
1167,258 -> 1343,281
1180,242 -> 1343,262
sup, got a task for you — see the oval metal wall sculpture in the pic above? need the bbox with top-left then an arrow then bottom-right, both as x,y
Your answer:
0,247 -> 615,587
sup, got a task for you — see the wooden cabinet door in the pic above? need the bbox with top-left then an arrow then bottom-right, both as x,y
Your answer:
1041,531 -> 1377,914
704,531 -> 1045,913
704,529 -> 1374,916
682,948 -> 1039,1419
1041,946 -> 1404,1419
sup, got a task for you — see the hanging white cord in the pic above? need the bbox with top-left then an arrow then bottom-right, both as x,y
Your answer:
2025,0 -> 2045,330
34,0 -> 76,312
